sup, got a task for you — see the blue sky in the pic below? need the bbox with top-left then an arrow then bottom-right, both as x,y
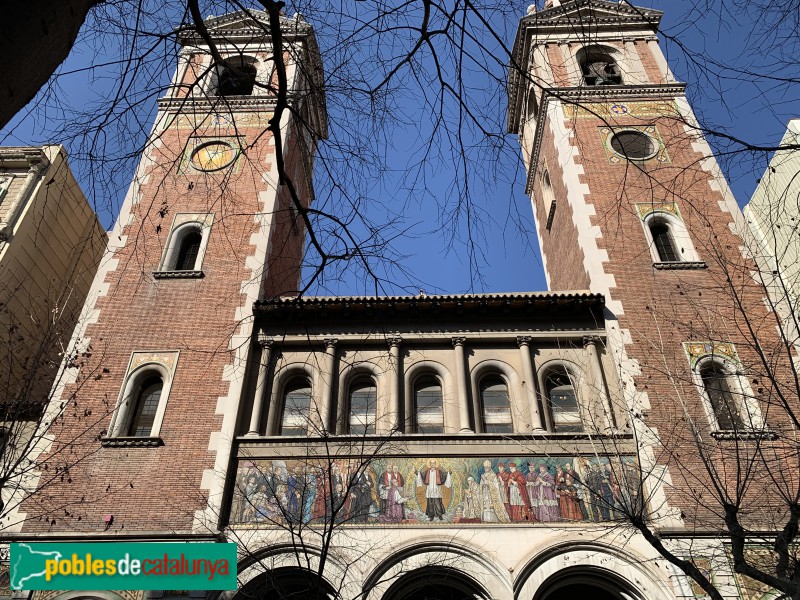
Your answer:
2,0 -> 797,297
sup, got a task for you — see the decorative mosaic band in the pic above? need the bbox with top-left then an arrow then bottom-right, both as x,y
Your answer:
172,111 -> 272,130
635,202 -> 682,221
683,341 -> 741,369
230,454 -> 644,528
599,125 -> 670,165
128,350 -> 180,375
563,100 -> 679,120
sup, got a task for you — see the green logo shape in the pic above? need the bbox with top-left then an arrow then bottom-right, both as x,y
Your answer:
10,542 -> 237,591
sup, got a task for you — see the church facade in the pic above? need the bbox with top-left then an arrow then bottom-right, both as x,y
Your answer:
5,2 -> 796,600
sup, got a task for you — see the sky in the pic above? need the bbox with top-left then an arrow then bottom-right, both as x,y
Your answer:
2,0 -> 798,297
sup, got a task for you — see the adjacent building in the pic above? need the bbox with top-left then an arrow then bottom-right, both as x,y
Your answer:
4,2 -> 796,600
0,145 -> 106,520
744,118 -> 800,346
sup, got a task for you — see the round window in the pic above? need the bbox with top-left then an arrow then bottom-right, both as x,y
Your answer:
189,141 -> 237,171
610,130 -> 658,160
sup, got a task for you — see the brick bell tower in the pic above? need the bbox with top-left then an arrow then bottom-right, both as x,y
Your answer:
508,0 -> 790,529
13,11 -> 326,535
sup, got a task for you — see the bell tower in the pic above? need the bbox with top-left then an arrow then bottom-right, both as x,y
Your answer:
508,0 -> 786,527
14,11 -> 326,534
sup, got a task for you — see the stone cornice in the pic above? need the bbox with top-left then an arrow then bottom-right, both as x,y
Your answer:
0,147 -> 50,170
257,329 -> 607,345
157,95 -> 279,111
255,291 -> 605,329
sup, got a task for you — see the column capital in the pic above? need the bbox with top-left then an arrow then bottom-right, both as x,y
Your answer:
583,335 -> 602,348
388,336 -> 403,348
257,333 -> 274,348
324,338 -> 339,349
516,335 -> 533,347
451,336 -> 467,347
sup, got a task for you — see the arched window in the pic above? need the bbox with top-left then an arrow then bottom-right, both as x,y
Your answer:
640,209 -> 702,266
541,168 -> 556,229
649,221 -> 678,262
174,229 -> 202,270
156,217 -> 213,278
128,376 -> 163,437
578,46 -> 623,86
216,58 -> 257,96
280,379 -> 311,436
414,376 -> 444,433
526,89 -> 538,121
480,375 -> 513,433
700,363 -> 745,430
348,378 -> 377,435
544,368 -> 583,433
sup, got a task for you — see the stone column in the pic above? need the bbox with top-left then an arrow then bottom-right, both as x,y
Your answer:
320,338 -> 338,434
517,336 -> 545,432
584,335 -> 615,432
246,334 -> 273,436
388,336 -> 403,433
452,337 -> 473,432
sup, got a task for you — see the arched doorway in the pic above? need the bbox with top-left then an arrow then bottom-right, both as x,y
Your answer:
235,566 -> 338,600
383,566 -> 489,600
533,568 -> 642,600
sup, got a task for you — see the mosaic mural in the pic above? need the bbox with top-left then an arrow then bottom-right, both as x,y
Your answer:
230,455 -> 643,527
563,100 -> 679,120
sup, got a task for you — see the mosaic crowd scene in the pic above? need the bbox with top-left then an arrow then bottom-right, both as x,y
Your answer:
231,456 -> 644,526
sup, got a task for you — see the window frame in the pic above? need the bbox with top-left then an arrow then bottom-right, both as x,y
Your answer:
106,353 -> 179,444
639,209 -> 704,268
279,377 -> 313,437
346,376 -> 378,436
541,364 -> 585,434
412,373 -> 445,434
478,374 -> 514,434
692,355 -> 764,433
155,213 -> 214,278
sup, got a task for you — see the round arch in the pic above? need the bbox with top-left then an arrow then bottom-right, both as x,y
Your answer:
216,543 -> 356,600
382,565 -> 490,600
363,540 -> 511,600
235,566 -> 338,600
515,545 -> 673,600
574,43 -> 625,86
